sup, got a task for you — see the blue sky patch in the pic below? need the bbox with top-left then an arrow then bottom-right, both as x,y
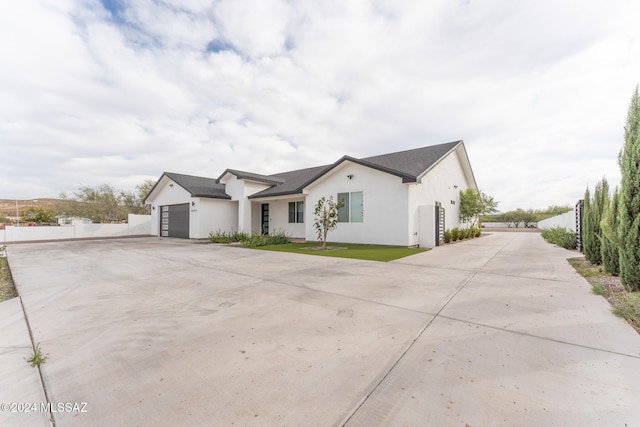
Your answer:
206,39 -> 236,54
99,0 -> 127,25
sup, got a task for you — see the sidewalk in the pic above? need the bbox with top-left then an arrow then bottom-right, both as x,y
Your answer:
0,297 -> 51,427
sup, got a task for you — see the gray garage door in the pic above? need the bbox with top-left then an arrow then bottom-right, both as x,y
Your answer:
160,204 -> 190,238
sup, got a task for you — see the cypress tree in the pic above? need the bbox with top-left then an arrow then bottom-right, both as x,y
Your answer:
583,187 -> 594,262
601,187 -> 620,276
587,178 -> 608,265
619,86 -> 640,290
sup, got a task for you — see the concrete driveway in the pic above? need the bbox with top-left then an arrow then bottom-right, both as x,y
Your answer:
1,233 -> 639,426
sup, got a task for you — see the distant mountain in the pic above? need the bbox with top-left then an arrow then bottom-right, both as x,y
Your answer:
0,198 -> 70,218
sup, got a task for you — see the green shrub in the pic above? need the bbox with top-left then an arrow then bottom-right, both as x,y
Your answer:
233,231 -> 250,242
208,230 -> 234,243
541,227 -> 577,250
240,233 -> 270,248
444,227 -> 481,244
240,229 -> 291,248
208,230 -> 250,243
267,228 -> 291,245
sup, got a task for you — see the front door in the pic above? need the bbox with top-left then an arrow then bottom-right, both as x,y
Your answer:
261,203 -> 269,235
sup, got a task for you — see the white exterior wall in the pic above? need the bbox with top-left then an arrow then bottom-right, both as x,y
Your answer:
408,150 -> 473,246
304,162 -> 409,246
251,202 -> 263,233
147,178 -> 192,236
220,175 -> 270,233
265,198 -> 306,238
538,209 -> 576,231
194,199 -> 238,238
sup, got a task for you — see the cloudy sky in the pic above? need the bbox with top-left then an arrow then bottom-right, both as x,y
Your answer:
1,0 -> 639,210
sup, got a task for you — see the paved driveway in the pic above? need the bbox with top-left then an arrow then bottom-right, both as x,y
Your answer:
1,233 -> 639,426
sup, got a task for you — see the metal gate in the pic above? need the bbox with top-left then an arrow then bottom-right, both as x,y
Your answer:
160,204 -> 190,238
575,199 -> 584,252
435,203 -> 445,246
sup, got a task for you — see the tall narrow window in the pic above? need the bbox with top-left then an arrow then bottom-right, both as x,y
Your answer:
296,201 -> 304,223
350,191 -> 363,222
288,201 -> 304,223
337,193 -> 349,222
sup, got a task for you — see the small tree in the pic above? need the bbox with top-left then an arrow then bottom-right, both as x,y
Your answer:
313,196 -> 342,250
619,85 -> 640,290
521,209 -> 538,228
21,207 -> 56,223
459,189 -> 498,227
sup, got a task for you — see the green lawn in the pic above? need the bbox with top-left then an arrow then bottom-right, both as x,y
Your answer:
254,242 -> 427,262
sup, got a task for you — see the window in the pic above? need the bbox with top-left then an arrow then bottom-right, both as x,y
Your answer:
337,193 -> 349,222
337,191 -> 363,223
288,201 -> 304,223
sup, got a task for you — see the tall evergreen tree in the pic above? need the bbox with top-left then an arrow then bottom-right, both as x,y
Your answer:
601,187 -> 620,276
585,179 -> 608,265
619,86 -> 640,290
583,187 -> 593,262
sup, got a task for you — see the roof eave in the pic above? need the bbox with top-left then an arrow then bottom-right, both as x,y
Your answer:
302,156 -> 415,190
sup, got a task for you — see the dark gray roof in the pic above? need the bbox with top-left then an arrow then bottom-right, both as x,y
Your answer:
148,141 -> 464,202
219,169 -> 285,185
248,165 -> 331,198
161,172 -> 230,199
362,140 -> 461,178
248,140 -> 462,198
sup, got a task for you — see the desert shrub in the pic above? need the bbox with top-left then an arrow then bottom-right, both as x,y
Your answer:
233,231 -> 250,242
208,230 -> 235,243
240,229 -> 291,248
208,230 -> 250,243
445,227 -> 481,243
541,227 -> 576,250
240,233 -> 270,248
267,228 -> 291,245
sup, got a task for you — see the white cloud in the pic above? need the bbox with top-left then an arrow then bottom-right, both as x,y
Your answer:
1,0 -> 639,213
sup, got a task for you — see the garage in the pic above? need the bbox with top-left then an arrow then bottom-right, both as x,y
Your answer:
160,204 -> 190,238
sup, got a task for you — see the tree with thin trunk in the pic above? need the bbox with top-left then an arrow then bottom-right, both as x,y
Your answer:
313,196 -> 342,250
619,85 -> 640,290
459,189 -> 498,228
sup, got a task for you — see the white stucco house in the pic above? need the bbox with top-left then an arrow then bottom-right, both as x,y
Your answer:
144,140 -> 477,248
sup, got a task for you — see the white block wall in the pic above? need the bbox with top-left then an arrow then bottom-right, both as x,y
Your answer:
537,209 -> 576,231
0,214 -> 151,243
